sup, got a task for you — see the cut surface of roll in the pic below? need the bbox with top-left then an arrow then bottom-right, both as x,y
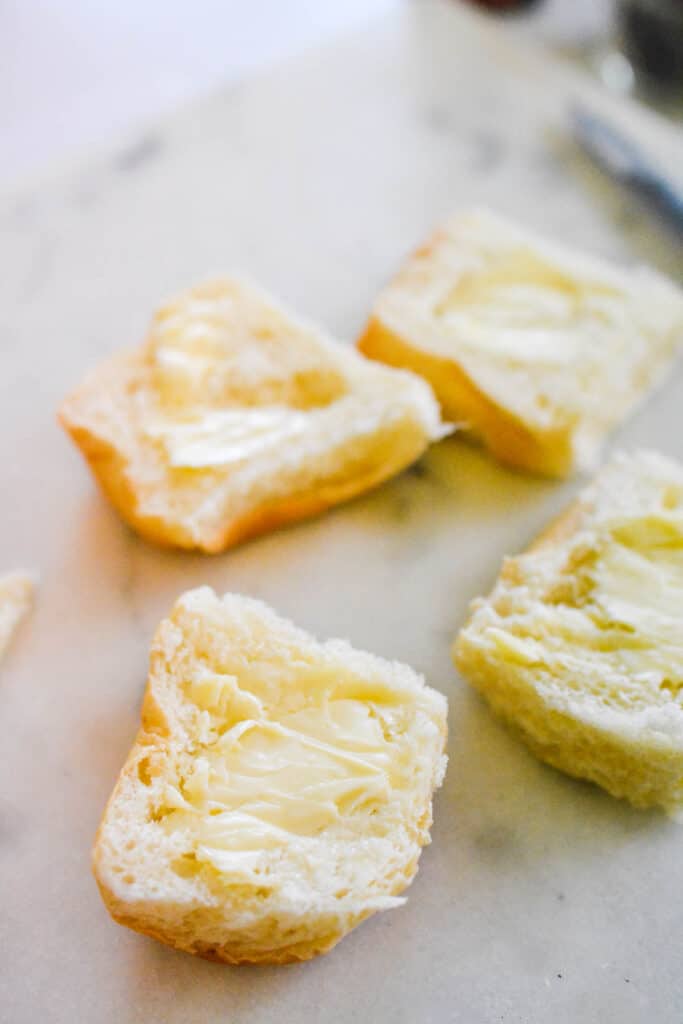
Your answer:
455,450 -> 683,814
60,277 -> 448,552
94,587 -> 448,963
359,209 -> 683,477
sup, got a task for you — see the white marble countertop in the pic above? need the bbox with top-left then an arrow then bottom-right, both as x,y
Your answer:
1,2 -> 682,1021
0,0 -> 613,192
0,0 -> 401,191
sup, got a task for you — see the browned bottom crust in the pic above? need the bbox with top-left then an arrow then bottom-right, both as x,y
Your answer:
60,406 -> 429,553
358,317 -> 573,478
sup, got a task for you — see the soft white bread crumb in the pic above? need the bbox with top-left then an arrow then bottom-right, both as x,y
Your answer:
59,277 -> 447,552
0,571 -> 35,663
93,588 -> 448,963
359,208 -> 683,477
455,450 -> 683,814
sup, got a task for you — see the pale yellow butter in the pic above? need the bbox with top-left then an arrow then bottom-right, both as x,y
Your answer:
146,407 -> 309,469
159,672 -> 405,878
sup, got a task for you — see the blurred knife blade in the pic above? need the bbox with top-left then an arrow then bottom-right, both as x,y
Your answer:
571,103 -> 683,239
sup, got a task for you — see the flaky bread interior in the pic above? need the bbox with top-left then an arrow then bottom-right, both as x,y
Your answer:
59,277 -> 447,552
93,588 -> 448,964
0,571 -> 35,663
359,208 -> 683,477
455,450 -> 683,814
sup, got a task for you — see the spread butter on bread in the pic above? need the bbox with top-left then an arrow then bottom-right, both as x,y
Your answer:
93,588 -> 448,963
359,209 -> 683,477
455,450 -> 683,814
61,277 -> 447,552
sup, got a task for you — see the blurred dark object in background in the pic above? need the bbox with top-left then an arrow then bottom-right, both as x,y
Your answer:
463,0 -> 683,111
465,0 -> 541,11
617,0 -> 683,89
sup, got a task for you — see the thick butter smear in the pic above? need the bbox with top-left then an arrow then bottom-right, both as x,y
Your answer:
375,210 -> 683,448
593,515 -> 683,677
493,509 -> 683,708
146,407 -> 309,469
435,248 -> 625,367
159,674 -> 403,881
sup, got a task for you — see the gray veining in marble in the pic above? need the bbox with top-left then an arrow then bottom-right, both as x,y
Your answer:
1,3 -> 682,1022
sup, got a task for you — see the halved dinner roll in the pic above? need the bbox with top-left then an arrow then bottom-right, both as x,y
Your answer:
93,588 -> 448,963
359,209 -> 683,477
60,277 -> 447,552
455,450 -> 683,814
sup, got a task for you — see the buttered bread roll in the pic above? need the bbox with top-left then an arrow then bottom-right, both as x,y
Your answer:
93,588 -> 448,963
358,209 -> 683,477
60,277 -> 447,552
455,450 -> 683,814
